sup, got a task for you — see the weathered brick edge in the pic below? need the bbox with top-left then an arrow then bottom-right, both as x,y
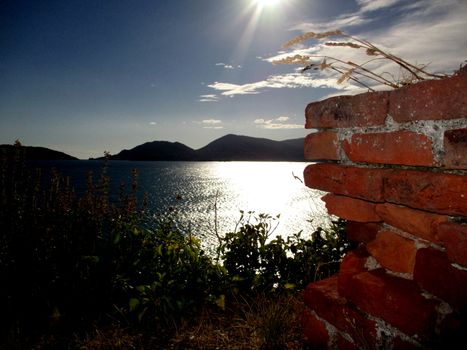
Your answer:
302,67 -> 467,349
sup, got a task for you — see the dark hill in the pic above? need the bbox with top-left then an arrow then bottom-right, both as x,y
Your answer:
0,144 -> 78,160
107,135 -> 304,161
111,141 -> 197,161
196,134 -> 304,161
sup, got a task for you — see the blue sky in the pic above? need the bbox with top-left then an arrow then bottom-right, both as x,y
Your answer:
1,0 -> 465,159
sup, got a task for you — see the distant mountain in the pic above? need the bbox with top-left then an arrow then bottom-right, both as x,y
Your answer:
111,141 -> 197,161
0,144 -> 78,160
107,135 -> 304,161
196,134 -> 304,161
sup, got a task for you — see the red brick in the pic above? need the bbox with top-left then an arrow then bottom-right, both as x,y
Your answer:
437,222 -> 467,266
305,91 -> 389,128
345,269 -> 438,337
338,247 -> 370,297
302,309 -> 330,349
444,128 -> 467,169
389,70 -> 467,122
375,203 -> 448,243
305,277 -> 366,329
322,194 -> 381,222
304,164 -> 387,202
304,276 -> 377,344
383,169 -> 467,216
414,247 -> 467,310
367,230 -> 417,274
304,131 -> 339,161
340,307 -> 378,348
343,131 -> 434,166
345,222 -> 381,243
304,276 -> 345,309
304,164 -> 391,202
304,277 -> 348,332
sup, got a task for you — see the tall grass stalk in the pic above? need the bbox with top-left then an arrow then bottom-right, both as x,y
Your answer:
274,30 -> 449,90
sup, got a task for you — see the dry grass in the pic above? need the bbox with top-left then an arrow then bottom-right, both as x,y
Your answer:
167,294 -> 308,350
79,327 -> 140,350
23,294 -> 309,350
274,30 -> 448,91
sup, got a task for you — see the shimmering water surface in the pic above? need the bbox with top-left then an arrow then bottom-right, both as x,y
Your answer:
31,161 -> 329,248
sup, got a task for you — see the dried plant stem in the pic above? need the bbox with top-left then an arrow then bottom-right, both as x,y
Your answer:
327,65 -> 375,91
275,30 -> 448,90
343,34 -> 445,80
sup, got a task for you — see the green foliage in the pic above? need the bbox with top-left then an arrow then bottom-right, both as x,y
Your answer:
0,143 -> 352,347
219,211 -> 351,295
1,146 -> 142,340
0,146 -> 223,342
112,223 -> 225,328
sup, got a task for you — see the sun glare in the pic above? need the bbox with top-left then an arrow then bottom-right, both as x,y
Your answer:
254,0 -> 280,8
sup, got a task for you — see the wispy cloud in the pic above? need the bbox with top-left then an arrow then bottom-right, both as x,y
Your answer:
201,119 -> 223,129
357,0 -> 402,13
199,94 -> 219,102
254,116 -> 302,129
208,72 -> 357,96
264,0 -> 466,93
149,122 -> 157,125
292,0 -> 402,32
288,0 -> 466,76
369,0 -> 467,74
215,62 -> 241,69
276,116 -> 289,122
206,1 -> 465,99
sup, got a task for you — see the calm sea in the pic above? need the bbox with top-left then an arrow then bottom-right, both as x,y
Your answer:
29,160 -> 329,249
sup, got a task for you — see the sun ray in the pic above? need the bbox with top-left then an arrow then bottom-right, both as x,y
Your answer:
229,0 -> 283,65
254,0 -> 280,8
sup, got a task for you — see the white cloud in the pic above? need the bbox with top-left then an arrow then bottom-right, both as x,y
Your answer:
206,1 -> 465,99
208,72 -> 358,96
202,119 -> 222,124
370,1 -> 467,74
254,116 -> 302,129
201,119 -> 223,129
293,0 -> 402,33
356,0 -> 402,13
215,62 -> 241,70
292,15 -> 369,33
277,0 -> 466,91
149,122 -> 157,125
199,94 -> 219,102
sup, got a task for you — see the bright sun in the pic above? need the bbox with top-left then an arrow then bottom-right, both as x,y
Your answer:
254,0 -> 280,7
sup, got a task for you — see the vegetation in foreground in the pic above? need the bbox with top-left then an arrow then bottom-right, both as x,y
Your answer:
0,142 -> 352,349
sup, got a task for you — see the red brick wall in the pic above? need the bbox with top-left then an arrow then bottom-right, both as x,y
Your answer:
302,67 -> 467,349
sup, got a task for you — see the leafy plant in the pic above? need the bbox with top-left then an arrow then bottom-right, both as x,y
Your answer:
116,223 -> 225,328
273,30 -> 447,90
0,142 -> 352,348
219,211 -> 351,295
